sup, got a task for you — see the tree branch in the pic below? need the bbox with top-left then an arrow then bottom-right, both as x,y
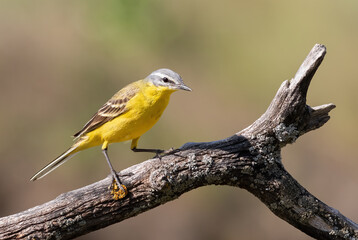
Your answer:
1,44 -> 355,240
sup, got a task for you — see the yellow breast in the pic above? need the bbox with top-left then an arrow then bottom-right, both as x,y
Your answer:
82,81 -> 175,148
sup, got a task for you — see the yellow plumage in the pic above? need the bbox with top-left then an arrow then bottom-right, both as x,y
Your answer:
30,68 -> 191,190
75,81 -> 175,152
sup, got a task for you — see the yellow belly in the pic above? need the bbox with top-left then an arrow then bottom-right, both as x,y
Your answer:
75,84 -> 174,151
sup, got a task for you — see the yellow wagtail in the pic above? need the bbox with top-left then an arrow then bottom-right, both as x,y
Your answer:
30,68 -> 191,198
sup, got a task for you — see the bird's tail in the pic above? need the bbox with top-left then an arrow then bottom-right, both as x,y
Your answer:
30,146 -> 79,181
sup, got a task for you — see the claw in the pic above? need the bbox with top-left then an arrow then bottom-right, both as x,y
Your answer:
156,148 -> 176,158
154,149 -> 165,158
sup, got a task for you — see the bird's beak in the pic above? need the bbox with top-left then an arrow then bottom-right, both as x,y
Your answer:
177,84 -> 192,91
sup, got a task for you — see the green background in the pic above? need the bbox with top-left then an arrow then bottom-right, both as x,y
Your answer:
0,1 -> 357,239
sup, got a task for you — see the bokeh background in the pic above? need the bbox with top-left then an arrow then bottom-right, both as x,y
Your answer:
0,1 -> 357,239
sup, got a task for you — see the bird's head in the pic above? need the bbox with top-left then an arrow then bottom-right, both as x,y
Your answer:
146,68 -> 192,92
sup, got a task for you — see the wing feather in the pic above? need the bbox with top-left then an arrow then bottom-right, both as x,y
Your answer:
73,83 -> 140,138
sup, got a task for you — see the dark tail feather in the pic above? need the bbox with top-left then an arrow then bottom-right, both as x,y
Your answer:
30,146 -> 78,181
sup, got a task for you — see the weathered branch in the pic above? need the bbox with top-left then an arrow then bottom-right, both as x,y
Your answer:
1,44 -> 356,240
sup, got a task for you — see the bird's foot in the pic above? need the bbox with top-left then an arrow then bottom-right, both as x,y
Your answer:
154,149 -> 164,158
155,147 -> 177,158
109,178 -> 127,200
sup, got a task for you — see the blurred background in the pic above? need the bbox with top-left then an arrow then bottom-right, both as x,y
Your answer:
0,0 -> 357,239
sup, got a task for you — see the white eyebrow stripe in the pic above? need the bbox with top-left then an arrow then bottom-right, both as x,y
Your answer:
151,72 -> 175,81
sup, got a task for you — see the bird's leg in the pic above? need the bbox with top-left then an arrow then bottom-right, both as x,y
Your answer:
102,148 -> 127,200
131,147 -> 164,156
131,137 -> 163,157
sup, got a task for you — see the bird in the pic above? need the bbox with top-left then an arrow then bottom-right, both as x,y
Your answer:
30,68 -> 191,199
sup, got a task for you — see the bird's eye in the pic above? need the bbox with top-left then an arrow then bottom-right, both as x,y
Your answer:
162,77 -> 169,83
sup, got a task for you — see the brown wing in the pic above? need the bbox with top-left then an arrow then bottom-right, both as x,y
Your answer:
73,82 -> 140,138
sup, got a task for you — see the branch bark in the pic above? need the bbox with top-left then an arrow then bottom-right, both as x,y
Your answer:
1,44 -> 356,240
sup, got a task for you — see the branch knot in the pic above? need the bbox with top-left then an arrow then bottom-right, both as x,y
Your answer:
149,168 -> 171,191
